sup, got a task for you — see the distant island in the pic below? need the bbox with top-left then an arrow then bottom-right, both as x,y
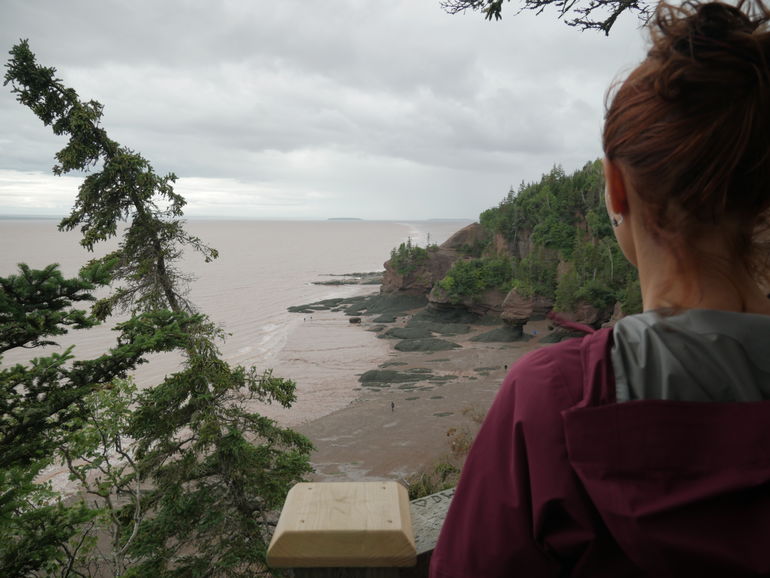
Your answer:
327,217 -> 363,221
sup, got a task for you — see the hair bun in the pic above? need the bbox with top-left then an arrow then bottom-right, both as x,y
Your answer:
693,2 -> 755,39
651,0 -> 770,96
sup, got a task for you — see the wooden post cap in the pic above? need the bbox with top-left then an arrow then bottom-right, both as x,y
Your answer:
267,482 -> 416,568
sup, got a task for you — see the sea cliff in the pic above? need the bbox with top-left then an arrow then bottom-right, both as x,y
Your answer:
381,161 -> 642,329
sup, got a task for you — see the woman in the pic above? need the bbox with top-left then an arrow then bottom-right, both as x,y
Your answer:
430,1 -> 770,576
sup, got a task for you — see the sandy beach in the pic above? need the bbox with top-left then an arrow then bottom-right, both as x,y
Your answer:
281,299 -> 551,483
38,286 -> 550,496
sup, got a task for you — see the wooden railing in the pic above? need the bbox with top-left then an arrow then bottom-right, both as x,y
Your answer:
267,482 -> 454,577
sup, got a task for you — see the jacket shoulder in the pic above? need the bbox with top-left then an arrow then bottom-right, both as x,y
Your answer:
500,328 -> 614,412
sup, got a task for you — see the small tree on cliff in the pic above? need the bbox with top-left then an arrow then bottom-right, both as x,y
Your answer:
2,40 -> 312,576
389,237 -> 431,276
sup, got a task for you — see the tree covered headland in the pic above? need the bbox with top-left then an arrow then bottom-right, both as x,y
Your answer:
439,161 -> 642,316
389,237 -> 436,276
2,40 -> 311,576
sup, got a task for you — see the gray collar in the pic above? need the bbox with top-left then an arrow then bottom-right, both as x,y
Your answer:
612,310 -> 770,402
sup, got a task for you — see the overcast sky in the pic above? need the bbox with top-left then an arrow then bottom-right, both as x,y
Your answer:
0,0 -> 648,220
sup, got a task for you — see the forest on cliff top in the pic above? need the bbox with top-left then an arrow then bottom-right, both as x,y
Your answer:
439,160 -> 642,317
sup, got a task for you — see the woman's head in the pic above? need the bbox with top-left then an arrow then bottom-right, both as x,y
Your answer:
603,0 -> 770,275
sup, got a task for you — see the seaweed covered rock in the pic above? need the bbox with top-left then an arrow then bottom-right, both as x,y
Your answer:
380,326 -> 434,340
471,325 -> 526,343
359,369 -> 426,385
345,293 -> 427,317
394,338 -> 461,352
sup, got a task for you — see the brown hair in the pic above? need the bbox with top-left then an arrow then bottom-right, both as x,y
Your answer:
603,0 -> 770,273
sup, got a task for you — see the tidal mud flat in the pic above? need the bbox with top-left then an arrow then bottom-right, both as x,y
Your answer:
286,289 -> 553,483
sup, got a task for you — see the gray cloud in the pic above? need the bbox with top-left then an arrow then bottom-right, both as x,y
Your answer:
0,0 -> 647,219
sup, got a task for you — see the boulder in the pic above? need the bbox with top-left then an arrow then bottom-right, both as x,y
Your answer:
501,289 -> 534,326
501,290 -> 555,325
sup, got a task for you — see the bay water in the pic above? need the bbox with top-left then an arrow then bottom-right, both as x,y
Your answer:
0,218 -> 471,424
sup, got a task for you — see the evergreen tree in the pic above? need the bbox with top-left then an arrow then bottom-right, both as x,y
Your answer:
473,160 -> 640,314
0,263 -> 197,575
2,40 -> 312,576
389,237 -> 431,276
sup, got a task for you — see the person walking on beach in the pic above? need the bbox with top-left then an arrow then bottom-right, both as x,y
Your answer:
431,1 -> 770,576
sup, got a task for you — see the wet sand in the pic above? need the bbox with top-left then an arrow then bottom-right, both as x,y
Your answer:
289,309 -> 551,482
41,291 -> 550,495
244,306 -> 396,427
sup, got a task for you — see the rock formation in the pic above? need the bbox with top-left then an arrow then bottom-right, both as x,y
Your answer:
381,220 -> 617,327
428,285 -> 509,317
500,290 -> 533,327
381,223 -> 491,295
380,249 -> 457,295
500,289 -> 555,328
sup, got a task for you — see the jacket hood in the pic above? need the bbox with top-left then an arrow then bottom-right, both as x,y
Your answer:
611,309 -> 770,402
563,315 -> 770,575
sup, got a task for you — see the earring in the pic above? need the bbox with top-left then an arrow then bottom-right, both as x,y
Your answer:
611,214 -> 624,228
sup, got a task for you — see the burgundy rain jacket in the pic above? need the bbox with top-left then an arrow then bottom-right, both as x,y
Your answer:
430,314 -> 770,577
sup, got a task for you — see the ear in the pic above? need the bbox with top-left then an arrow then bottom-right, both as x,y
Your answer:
603,157 -> 629,215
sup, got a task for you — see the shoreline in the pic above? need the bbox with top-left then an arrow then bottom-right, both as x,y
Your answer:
251,303 -> 394,427
40,286 -> 550,496
284,295 -> 551,482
